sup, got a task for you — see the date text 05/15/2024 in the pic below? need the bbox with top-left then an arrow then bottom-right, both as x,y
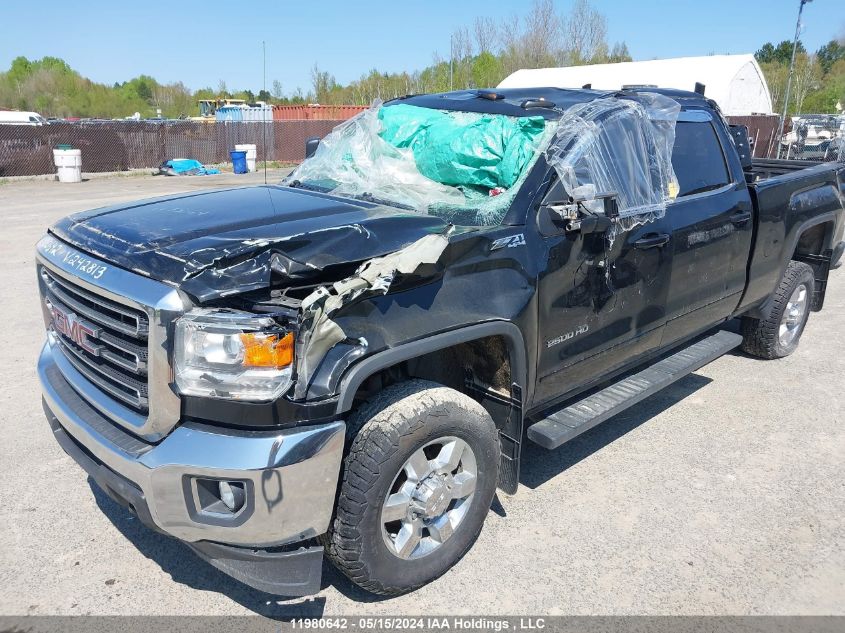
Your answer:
291,618 -> 546,630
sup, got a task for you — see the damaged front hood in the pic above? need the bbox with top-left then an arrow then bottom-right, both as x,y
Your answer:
50,185 -> 451,301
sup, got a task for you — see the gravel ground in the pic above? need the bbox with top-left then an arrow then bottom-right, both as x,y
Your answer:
0,173 -> 842,618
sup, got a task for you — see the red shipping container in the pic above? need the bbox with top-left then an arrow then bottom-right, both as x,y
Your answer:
272,104 -> 367,121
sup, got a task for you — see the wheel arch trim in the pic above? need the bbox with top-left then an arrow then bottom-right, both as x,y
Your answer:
744,211 -> 838,320
335,321 -> 527,414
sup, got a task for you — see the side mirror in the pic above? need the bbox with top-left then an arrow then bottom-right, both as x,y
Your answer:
600,194 -> 620,219
577,214 -> 614,235
304,136 -> 321,160
538,191 -> 619,236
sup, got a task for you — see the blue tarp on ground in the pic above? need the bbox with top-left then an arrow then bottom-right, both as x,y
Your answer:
159,158 -> 220,176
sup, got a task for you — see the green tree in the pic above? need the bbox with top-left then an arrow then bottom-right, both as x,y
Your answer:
38,56 -> 73,75
122,75 -> 156,102
471,51 -> 504,89
801,58 -> 845,112
816,39 -> 845,74
756,40 -> 806,65
7,56 -> 33,83
755,42 -> 776,64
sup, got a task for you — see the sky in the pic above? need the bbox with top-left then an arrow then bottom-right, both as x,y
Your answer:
1,0 -> 842,97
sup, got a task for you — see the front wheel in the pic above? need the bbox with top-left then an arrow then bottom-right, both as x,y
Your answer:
741,260 -> 815,359
325,380 -> 500,595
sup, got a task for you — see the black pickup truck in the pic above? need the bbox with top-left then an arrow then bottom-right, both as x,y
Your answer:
36,87 -> 844,597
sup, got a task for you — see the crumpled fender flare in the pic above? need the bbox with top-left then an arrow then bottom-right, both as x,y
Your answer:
334,320 -> 528,414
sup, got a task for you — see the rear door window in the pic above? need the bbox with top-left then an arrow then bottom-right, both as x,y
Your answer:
671,121 -> 731,197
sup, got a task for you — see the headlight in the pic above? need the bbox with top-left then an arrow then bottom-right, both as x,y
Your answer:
174,310 -> 295,401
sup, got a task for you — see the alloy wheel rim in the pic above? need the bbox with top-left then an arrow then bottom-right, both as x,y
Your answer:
381,436 -> 477,560
779,284 -> 808,347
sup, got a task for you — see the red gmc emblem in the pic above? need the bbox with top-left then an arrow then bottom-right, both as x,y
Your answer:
48,301 -> 101,356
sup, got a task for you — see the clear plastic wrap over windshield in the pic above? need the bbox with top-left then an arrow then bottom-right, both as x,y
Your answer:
545,93 -> 680,230
287,104 -> 465,211
284,102 -> 547,226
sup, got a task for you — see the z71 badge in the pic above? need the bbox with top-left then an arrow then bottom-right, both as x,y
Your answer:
491,234 -> 526,251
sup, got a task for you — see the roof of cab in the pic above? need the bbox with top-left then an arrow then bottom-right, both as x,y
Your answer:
386,86 -> 714,119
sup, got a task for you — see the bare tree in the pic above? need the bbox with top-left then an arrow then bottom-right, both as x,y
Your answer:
473,16 -> 498,54
271,79 -> 283,99
450,26 -> 474,88
151,85 -> 166,109
791,54 -> 823,114
310,64 -> 336,103
522,0 -> 562,68
497,13 -> 523,76
608,42 -> 632,63
760,61 -> 789,112
452,26 -> 473,60
288,0 -> 627,107
562,0 -> 608,65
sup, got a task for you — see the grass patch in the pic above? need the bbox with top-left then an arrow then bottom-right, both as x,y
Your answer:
257,160 -> 298,169
206,161 -> 297,173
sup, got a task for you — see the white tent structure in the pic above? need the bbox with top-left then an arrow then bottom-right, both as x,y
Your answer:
498,54 -> 773,116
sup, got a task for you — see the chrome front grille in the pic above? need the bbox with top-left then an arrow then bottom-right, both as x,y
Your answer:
41,267 -> 150,413
37,234 -> 188,441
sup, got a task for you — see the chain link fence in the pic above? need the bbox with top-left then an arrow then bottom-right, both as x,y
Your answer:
727,113 -> 845,162
3,112 -> 842,178
776,113 -> 845,161
0,120 -> 344,177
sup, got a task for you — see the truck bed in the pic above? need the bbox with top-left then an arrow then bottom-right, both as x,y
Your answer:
740,159 -> 845,314
747,158 -> 825,180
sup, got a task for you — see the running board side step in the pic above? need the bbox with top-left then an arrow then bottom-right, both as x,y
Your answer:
527,330 -> 743,450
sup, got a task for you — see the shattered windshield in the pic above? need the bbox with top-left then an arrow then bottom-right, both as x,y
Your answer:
284,103 -> 552,226
284,93 -> 680,231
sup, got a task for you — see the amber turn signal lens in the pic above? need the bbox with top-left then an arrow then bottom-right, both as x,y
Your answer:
239,332 -> 294,368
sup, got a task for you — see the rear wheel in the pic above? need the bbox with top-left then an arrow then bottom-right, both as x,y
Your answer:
325,379 -> 499,595
741,260 -> 815,359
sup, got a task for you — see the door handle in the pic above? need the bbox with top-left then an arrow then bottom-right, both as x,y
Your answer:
633,233 -> 670,249
731,210 -> 752,225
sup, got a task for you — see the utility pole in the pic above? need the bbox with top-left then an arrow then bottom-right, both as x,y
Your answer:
777,0 -> 812,159
449,34 -> 454,92
263,40 -> 267,184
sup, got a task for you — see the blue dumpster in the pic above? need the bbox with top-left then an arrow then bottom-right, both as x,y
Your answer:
230,150 -> 248,174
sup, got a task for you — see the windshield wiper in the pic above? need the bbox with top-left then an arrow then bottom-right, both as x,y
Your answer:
352,192 -> 416,211
285,179 -> 331,193
287,180 -> 417,211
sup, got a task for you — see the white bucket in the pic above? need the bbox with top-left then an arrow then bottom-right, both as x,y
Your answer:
235,143 -> 257,172
53,148 -> 82,183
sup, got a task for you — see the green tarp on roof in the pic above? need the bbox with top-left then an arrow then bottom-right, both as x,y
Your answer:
378,104 -> 546,191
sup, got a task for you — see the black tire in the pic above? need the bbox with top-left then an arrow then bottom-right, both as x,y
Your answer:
325,379 -> 500,596
741,260 -> 815,359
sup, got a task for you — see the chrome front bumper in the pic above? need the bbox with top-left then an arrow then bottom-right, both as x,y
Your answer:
39,341 -> 346,547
